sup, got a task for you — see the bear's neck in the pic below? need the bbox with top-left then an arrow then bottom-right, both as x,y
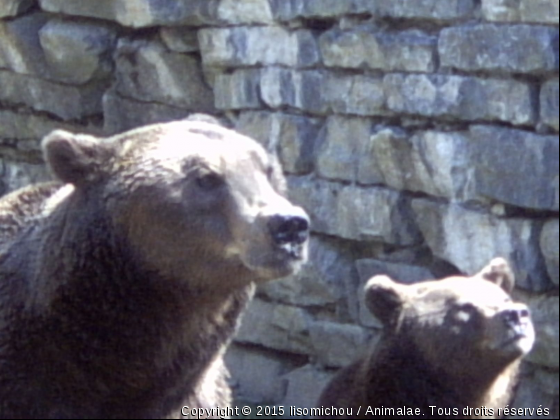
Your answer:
365,337 -> 520,416
16,191 -> 255,416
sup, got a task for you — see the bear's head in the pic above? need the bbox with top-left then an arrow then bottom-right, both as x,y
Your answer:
365,258 -> 534,381
41,120 -> 309,287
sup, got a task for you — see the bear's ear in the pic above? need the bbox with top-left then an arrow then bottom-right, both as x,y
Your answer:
477,257 -> 515,293
365,275 -> 407,326
42,130 -> 112,186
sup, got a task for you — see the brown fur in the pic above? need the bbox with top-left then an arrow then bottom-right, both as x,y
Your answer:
317,259 -> 534,419
0,120 -> 309,418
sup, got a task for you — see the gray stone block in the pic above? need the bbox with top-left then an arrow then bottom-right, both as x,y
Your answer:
114,38 -> 214,112
272,0 -> 369,21
320,27 -> 436,73
102,89 -> 191,135
316,116 -> 375,183
0,13 -> 50,77
325,74 -> 386,116
225,344 -> 294,404
469,125 -> 559,211
524,295 -> 559,369
371,128 -> 474,199
39,18 -> 117,85
376,0 -> 476,21
287,176 -> 339,237
236,112 -> 320,174
0,111 -> 100,143
540,77 -> 559,132
160,27 -> 199,53
357,126 -> 391,186
288,177 -> 422,246
276,115 -> 321,175
0,160 -> 51,196
519,0 -> 560,24
336,183 -> 418,244
235,298 -> 313,355
534,368 -> 560,399
482,0 -> 559,24
356,260 -> 434,328
384,73 -> 537,126
0,70 -> 108,121
199,27 -> 319,68
214,69 -> 262,110
39,0 -> 219,28
540,219 -> 559,287
281,365 -> 335,409
0,0 -> 33,18
511,369 -> 559,418
261,68 -> 327,114
259,69 -> 386,117
309,321 -> 371,368
412,200 -> 551,292
257,235 -> 354,307
235,111 -> 278,149
217,0 -> 275,24
439,24 -> 559,75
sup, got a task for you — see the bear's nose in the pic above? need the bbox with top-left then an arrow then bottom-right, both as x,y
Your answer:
502,307 -> 530,327
268,214 -> 310,245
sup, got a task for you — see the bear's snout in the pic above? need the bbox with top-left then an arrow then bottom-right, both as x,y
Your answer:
493,303 -> 534,356
267,212 -> 310,246
500,305 -> 532,335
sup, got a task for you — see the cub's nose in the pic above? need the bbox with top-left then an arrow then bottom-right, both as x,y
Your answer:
268,213 -> 310,245
502,306 -> 531,327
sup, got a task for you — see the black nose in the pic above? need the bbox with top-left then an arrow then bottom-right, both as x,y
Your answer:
502,308 -> 530,327
268,214 -> 309,245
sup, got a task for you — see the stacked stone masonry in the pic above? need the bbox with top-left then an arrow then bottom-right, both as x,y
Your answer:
0,0 -> 558,415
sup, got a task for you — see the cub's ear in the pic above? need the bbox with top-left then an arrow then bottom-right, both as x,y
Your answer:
477,257 -> 515,293
42,130 -> 113,186
365,275 -> 407,327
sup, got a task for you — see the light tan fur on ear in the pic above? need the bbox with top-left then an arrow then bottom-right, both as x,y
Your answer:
42,130 -> 112,186
365,275 -> 407,327
476,257 -> 515,293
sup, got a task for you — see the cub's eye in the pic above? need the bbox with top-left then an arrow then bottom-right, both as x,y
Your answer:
196,172 -> 223,190
459,303 -> 477,313
266,165 -> 274,181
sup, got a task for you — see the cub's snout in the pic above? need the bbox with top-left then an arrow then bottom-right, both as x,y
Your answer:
500,305 -> 531,329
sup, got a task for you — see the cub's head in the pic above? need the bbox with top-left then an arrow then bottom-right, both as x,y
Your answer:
42,120 -> 309,286
365,258 -> 534,378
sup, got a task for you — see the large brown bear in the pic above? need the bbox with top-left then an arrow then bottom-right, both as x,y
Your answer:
317,258 -> 534,419
0,119 -> 309,418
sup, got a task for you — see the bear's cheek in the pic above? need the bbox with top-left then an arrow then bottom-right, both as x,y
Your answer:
413,309 -> 484,360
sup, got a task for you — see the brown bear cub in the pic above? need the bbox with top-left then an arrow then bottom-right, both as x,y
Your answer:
317,258 -> 534,419
0,119 -> 309,418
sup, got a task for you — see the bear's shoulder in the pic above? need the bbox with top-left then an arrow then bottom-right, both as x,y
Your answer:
0,182 -> 63,247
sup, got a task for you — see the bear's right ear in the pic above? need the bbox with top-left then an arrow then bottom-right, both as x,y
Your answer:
43,130 -> 112,186
477,257 -> 515,294
365,275 -> 406,326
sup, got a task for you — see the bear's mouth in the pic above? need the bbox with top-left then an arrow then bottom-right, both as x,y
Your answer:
277,241 -> 306,261
241,240 -> 308,281
499,327 -> 534,355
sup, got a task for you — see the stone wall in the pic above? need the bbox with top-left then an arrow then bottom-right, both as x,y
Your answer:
0,0 -> 558,415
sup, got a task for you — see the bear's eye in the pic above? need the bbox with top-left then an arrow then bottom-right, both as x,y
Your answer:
196,172 -> 223,190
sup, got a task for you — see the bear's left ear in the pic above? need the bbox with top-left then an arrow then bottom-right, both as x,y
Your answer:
477,257 -> 515,293
43,130 -> 113,186
365,275 -> 407,327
